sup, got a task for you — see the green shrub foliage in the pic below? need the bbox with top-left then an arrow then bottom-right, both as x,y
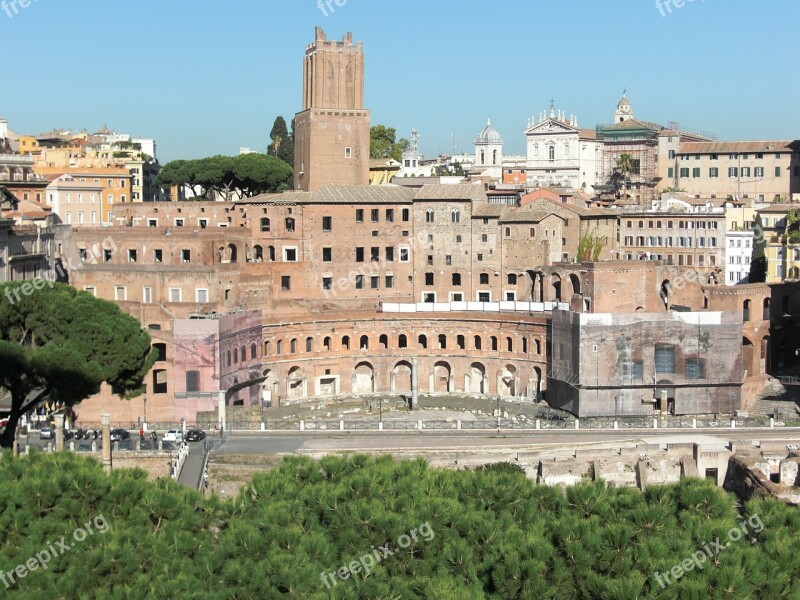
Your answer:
1,451 -> 798,598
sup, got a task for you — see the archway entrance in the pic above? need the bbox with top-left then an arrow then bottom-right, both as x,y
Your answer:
433,361 -> 452,393
353,362 -> 375,394
468,362 -> 486,394
392,361 -> 412,393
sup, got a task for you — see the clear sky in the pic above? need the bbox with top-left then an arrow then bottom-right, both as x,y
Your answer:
2,0 -> 798,163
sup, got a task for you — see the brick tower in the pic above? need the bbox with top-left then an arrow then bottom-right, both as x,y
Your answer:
293,27 -> 371,191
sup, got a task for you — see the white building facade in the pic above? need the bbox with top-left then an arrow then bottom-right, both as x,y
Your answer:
524,105 -> 601,193
725,229 -> 754,284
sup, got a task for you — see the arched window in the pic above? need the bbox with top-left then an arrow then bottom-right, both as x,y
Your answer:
398,334 -> 408,349
285,217 -> 295,232
268,246 -> 276,261
227,350 -> 231,366
260,217 -> 270,232
306,337 -> 313,352
233,348 -> 238,364
491,336 -> 498,351
549,146 -> 555,160
276,340 -> 283,354
379,334 -> 388,349
250,343 -> 257,359
290,339 -> 297,353
480,150 -> 485,164
505,227 -> 511,237
241,346 -> 246,362
457,335 -> 465,349
342,335 -> 350,350
426,209 -> 434,223
492,149 -> 498,165
506,337 -> 513,352
418,334 -> 428,349
253,245 -> 263,261
743,299 -> 751,322
763,298 -> 771,320
522,338 -> 528,353
530,227 -> 535,237
263,340 -> 270,356
451,210 -> 460,223
360,335 -> 369,350
323,337 -> 331,351
438,334 -> 447,349
474,336 -> 482,350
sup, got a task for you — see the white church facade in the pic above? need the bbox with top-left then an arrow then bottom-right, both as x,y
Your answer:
524,104 -> 602,193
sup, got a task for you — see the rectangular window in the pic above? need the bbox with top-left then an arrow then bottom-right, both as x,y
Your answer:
775,166 -> 781,177
371,208 -> 379,223
385,275 -> 394,288
654,344 -> 676,373
283,247 -> 297,262
169,288 -> 182,303
181,249 -> 191,263
322,277 -> 332,290
680,168 -> 689,178
345,147 -> 352,158
128,249 -> 137,262
196,288 -> 209,303
114,286 -> 127,301
402,208 -> 409,221
386,208 -> 394,222
685,358 -> 706,379
728,167 -> 738,177
668,167 -> 674,178
425,272 -> 434,285
709,167 -> 718,178
692,168 -> 701,178
399,247 -> 410,262
322,216 -> 332,231
741,167 -> 751,177
370,276 -> 379,289
281,276 -> 291,291
385,246 -> 394,261
355,209 -> 364,223
355,275 -> 364,289
356,247 -> 365,262
322,247 -> 332,262
153,249 -> 162,263
754,167 -> 764,177
371,247 -> 380,262
143,287 -> 152,304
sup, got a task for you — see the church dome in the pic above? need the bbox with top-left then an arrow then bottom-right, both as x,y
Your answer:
617,95 -> 631,109
474,119 -> 503,145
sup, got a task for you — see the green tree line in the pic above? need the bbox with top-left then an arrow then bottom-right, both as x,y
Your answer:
1,452 -> 798,598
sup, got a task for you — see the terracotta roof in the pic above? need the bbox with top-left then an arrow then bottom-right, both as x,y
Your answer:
757,203 -> 800,213
678,140 -> 799,155
602,119 -> 664,132
312,184 -> 415,203
579,129 -> 597,140
369,158 -> 401,169
499,207 -> 556,223
414,184 -> 486,202
472,204 -> 507,217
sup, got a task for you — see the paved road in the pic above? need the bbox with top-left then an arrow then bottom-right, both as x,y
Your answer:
177,443 -> 207,490
218,429 -> 800,455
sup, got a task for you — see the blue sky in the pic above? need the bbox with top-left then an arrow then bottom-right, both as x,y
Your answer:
2,0 -> 797,163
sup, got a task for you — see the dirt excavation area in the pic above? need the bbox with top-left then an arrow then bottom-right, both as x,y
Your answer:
206,453 -> 285,498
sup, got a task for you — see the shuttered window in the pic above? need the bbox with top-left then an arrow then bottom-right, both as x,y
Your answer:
654,344 -> 676,373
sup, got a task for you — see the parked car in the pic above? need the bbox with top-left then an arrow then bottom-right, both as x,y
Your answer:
39,426 -> 53,439
185,429 -> 206,442
163,429 -> 183,443
110,428 -> 131,442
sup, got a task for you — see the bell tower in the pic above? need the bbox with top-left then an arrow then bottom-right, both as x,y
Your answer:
293,27 -> 371,191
